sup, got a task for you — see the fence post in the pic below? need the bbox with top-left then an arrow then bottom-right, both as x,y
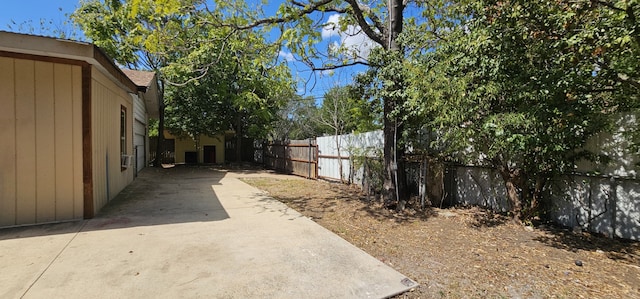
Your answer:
308,138 -> 312,179
315,141 -> 319,179
363,156 -> 369,197
609,178 -> 617,238
420,156 -> 426,208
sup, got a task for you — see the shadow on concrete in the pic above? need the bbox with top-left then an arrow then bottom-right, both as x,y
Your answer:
0,165 -> 418,299
0,165 -> 230,240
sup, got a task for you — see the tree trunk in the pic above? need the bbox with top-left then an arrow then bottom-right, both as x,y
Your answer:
529,175 -> 548,219
504,178 -> 522,221
383,98 -> 408,208
380,0 -> 408,209
335,128 -> 344,183
499,166 -> 523,222
155,84 -> 165,167
235,112 -> 242,163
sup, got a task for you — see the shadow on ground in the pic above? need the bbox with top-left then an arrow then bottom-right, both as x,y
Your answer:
0,165 -> 230,240
240,172 -> 640,268
533,225 -> 640,265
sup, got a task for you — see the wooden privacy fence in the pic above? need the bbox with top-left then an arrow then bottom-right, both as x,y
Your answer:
263,139 -> 318,179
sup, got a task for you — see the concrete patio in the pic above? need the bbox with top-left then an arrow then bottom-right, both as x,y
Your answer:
0,166 -> 416,298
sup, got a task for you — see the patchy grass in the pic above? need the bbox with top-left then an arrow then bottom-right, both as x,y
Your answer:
242,176 -> 640,298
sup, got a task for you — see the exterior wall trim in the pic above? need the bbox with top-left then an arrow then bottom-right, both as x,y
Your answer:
82,64 -> 94,219
0,50 -> 86,66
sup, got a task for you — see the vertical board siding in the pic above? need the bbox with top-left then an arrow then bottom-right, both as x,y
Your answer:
0,57 -> 17,226
133,94 -> 148,172
91,68 -> 134,214
92,76 -> 105,211
14,59 -> 37,225
34,61 -> 56,223
0,57 -> 83,227
53,63 -> 75,221
91,78 -> 107,211
133,93 -> 147,125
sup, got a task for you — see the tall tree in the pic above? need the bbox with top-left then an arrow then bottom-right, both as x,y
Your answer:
163,66 -> 234,159
223,32 -> 294,161
220,0 -> 440,206
73,0 -> 293,164
407,0 -> 640,221
317,85 -> 379,135
317,86 -> 356,182
271,95 -> 323,141
72,0 -> 199,165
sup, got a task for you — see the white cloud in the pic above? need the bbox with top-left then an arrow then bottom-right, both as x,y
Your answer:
321,14 -> 376,60
278,50 -> 295,62
321,14 -> 342,39
320,70 -> 335,77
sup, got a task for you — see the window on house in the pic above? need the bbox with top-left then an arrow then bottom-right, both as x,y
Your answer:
120,106 -> 128,170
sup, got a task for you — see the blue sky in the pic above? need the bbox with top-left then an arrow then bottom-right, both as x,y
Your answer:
0,0 -> 366,102
1,1 -> 78,35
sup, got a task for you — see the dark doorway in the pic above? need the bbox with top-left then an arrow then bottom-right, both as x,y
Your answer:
185,151 -> 197,164
204,146 -> 216,163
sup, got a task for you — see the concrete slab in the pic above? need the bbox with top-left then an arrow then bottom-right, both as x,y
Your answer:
0,166 -> 416,298
0,221 -> 85,298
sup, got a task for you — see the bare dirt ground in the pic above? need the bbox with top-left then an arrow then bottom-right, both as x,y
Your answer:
240,173 -> 640,299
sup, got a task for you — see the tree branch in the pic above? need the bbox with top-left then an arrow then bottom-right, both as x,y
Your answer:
597,59 -> 640,90
163,66 -> 211,87
359,4 -> 387,37
592,0 -> 626,13
206,0 -> 337,30
617,73 -> 640,90
292,0 -> 347,13
311,60 -> 370,71
343,0 -> 386,47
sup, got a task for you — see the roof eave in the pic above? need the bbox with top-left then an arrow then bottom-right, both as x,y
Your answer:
0,31 -> 138,93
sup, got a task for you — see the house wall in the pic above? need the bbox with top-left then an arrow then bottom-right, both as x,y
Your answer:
91,67 -> 134,214
0,57 -> 84,226
170,133 -> 225,164
132,93 -> 148,173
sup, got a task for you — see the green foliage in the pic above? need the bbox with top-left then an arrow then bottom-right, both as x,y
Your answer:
163,68 -> 232,140
148,118 -> 159,137
271,83 -> 380,141
317,85 -> 381,136
73,0 -> 293,142
73,0 -> 207,69
271,95 -> 324,140
345,84 -> 382,133
406,0 -> 640,219
163,27 -> 293,141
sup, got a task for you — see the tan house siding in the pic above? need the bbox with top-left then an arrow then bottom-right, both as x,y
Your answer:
0,57 -> 83,226
0,32 -> 158,227
0,57 -> 17,227
133,93 -> 148,173
91,67 -> 134,214
170,133 -> 225,164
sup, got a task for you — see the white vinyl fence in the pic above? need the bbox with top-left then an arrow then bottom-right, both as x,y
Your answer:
454,166 -> 640,240
317,130 -> 383,183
